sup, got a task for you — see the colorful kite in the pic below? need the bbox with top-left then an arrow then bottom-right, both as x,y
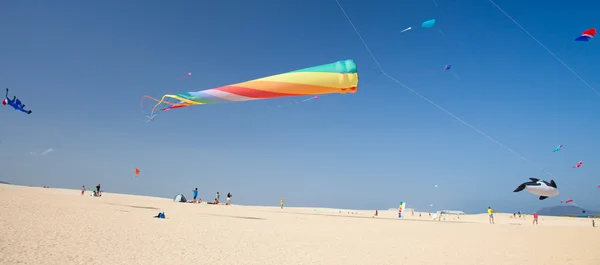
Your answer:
444,65 -> 451,70
2,88 -> 32,114
135,168 -> 140,177
575,28 -> 596,42
422,19 -> 436,28
141,60 -> 358,120
573,161 -> 583,168
565,199 -> 573,203
552,144 -> 562,152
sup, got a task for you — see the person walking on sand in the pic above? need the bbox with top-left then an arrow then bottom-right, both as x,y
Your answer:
488,207 -> 495,224
96,184 -> 101,196
216,192 -> 220,203
280,198 -> 284,209
81,185 -> 86,196
532,212 -> 539,225
192,188 -> 199,203
226,192 -> 232,205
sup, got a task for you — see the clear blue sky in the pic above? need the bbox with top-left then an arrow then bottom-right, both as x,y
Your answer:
1,0 -> 599,213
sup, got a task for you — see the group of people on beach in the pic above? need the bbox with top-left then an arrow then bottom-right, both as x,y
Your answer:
81,184 -> 102,197
191,188 -> 232,205
489,206 -> 540,225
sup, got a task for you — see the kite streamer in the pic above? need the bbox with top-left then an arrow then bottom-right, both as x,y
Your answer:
141,60 -> 358,120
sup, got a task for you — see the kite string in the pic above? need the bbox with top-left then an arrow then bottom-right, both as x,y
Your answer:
334,0 -> 384,74
334,0 -> 543,170
334,0 -> 595,206
487,0 -> 600,97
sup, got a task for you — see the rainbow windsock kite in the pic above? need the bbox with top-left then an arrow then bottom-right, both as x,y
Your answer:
141,60 -> 358,120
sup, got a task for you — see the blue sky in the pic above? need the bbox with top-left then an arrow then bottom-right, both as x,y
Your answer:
1,0 -> 599,213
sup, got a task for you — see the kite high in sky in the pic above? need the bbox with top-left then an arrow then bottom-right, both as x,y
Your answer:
553,144 -> 562,152
422,19 -> 436,28
141,60 -> 358,120
575,28 -> 596,42
2,88 -> 32,115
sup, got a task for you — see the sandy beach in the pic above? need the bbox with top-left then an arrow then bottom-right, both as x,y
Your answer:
0,184 -> 598,265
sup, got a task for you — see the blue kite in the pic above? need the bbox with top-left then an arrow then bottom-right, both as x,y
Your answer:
552,144 -> 562,152
2,88 -> 32,114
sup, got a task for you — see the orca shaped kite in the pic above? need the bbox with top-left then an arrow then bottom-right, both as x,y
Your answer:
513,178 -> 559,200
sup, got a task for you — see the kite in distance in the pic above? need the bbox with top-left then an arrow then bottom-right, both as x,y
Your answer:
552,144 -> 562,152
444,65 -> 451,70
141,60 -> 358,120
178,72 -> 192,81
575,28 -> 596,42
573,161 -> 583,168
422,19 -> 436,28
135,168 -> 140,177
2,88 -> 32,114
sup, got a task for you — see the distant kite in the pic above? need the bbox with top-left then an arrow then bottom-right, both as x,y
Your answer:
575,28 -> 596,42
2,88 -> 32,115
573,161 -> 583,168
552,144 -> 562,152
444,65 -> 451,70
178,72 -> 192,81
565,199 -> 573,203
422,19 -> 436,28
142,60 -> 358,120
135,168 -> 140,177
400,27 -> 412,33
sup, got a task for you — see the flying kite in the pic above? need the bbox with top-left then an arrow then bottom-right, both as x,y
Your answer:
135,168 -> 140,177
422,19 -> 436,28
444,65 -> 451,70
178,72 -> 192,80
400,19 -> 436,33
552,144 -> 562,152
141,60 -> 359,120
2,88 -> 32,114
573,161 -> 583,168
513,178 -> 559,200
565,199 -> 573,203
575,28 -> 596,42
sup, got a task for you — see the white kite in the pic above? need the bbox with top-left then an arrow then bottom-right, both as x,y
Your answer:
400,27 -> 412,33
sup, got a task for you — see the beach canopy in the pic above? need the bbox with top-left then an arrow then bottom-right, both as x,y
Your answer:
173,194 -> 187,203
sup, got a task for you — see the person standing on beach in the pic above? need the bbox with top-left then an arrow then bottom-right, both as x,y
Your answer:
96,184 -> 101,196
81,185 -> 86,196
532,212 -> 539,225
226,192 -> 232,205
192,188 -> 199,203
487,207 -> 495,224
216,192 -> 220,203
280,198 -> 284,209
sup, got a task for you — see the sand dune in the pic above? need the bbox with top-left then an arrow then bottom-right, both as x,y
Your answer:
0,184 -> 598,265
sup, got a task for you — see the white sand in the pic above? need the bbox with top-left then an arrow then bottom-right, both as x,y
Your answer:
1,184 -> 598,265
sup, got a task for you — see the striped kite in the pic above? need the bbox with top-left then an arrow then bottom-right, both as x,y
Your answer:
141,60 -> 358,120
